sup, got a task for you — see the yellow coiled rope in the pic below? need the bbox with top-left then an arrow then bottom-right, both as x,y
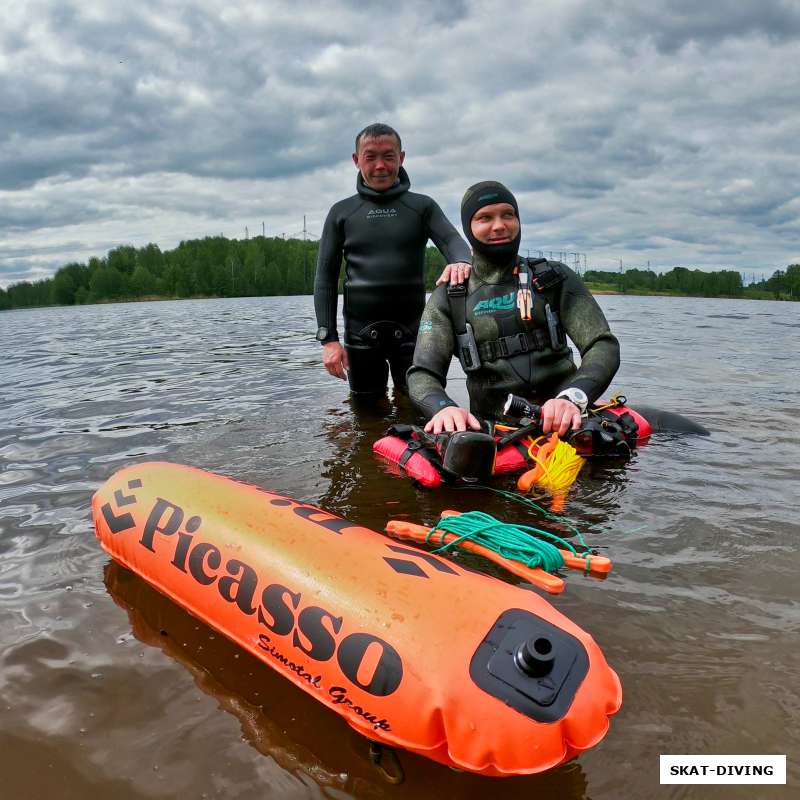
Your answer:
517,433 -> 585,510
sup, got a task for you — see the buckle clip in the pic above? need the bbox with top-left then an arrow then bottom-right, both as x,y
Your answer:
446,283 -> 467,299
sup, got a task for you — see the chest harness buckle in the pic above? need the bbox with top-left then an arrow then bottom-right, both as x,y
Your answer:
447,258 -> 566,373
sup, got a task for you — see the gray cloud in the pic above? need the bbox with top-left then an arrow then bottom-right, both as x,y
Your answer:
2,0 -> 799,288
608,0 -> 800,52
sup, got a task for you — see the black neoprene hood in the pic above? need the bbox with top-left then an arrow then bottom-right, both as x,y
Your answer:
460,181 -> 521,265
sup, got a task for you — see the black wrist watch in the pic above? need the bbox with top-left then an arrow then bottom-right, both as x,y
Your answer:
316,327 -> 337,343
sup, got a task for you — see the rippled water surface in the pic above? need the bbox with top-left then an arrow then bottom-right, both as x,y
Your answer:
1,295 -> 798,799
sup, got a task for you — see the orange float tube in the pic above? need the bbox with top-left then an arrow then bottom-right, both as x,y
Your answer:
92,461 -> 621,776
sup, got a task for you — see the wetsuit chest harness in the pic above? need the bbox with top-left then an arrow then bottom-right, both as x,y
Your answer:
448,258 -> 566,373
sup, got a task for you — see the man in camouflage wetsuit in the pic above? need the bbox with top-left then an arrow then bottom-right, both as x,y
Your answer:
313,123 -> 471,397
408,181 -> 620,435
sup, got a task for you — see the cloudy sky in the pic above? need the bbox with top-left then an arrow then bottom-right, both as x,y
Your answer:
2,0 -> 799,288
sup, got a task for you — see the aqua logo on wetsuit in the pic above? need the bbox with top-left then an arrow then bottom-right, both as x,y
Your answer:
366,207 -> 399,220
473,291 -> 517,315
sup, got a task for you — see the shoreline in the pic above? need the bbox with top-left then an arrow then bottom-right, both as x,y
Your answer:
584,287 -> 782,300
1,288 -> 791,312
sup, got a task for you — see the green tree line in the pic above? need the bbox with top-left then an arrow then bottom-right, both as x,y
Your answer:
0,236 -> 449,310
1,234 -> 797,310
581,264 -> 800,300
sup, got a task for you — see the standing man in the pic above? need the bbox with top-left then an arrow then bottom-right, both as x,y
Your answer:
314,123 -> 471,397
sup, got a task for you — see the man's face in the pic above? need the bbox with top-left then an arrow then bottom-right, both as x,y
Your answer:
470,202 -> 520,244
352,135 -> 405,191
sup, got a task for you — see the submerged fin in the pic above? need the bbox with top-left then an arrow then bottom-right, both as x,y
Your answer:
632,406 -> 710,436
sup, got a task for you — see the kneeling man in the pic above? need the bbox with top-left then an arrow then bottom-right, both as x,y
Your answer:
407,181 -> 620,435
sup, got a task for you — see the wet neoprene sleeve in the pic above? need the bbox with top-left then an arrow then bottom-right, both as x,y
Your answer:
425,201 -> 472,268
416,389 -> 459,419
407,285 -> 459,416
313,207 -> 345,343
555,273 -> 620,401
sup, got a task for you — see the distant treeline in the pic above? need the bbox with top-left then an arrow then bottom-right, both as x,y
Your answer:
582,265 -> 800,300
1,235 -> 798,310
0,236 -> 448,310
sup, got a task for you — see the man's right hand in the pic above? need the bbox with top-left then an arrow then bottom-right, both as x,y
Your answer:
424,406 -> 482,434
322,342 -> 348,380
436,261 -> 471,286
540,398 -> 582,436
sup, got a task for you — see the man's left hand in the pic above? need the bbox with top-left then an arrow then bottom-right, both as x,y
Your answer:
424,405 -> 481,435
436,261 -> 471,286
541,398 -> 583,436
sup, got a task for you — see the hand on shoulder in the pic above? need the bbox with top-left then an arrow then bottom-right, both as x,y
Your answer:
436,261 -> 472,287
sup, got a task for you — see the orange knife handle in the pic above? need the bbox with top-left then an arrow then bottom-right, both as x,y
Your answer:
387,518 -> 565,594
385,520 -> 433,542
559,550 -> 613,573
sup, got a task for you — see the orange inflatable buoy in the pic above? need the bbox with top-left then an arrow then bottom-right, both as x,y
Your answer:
92,462 -> 621,776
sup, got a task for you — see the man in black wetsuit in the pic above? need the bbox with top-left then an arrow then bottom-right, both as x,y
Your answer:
313,123 -> 471,396
408,181 -> 620,435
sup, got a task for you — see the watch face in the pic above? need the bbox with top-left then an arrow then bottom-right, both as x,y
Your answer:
560,388 -> 587,409
316,327 -> 329,342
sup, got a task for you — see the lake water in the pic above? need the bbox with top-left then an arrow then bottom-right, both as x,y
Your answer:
1,294 -> 798,799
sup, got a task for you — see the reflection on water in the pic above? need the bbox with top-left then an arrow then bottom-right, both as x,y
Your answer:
102,561 -> 590,799
1,295 -> 798,798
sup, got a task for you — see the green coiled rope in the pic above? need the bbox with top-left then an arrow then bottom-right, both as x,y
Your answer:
458,484 -> 587,539
427,510 -> 590,574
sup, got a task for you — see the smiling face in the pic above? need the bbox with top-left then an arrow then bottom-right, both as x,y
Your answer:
352,134 -> 405,191
469,202 -> 520,245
